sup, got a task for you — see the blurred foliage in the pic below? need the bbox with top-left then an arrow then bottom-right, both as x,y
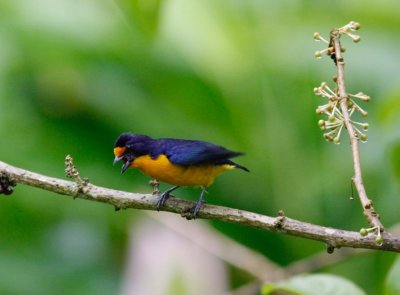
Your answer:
262,274 -> 366,295
1,0 -> 400,294
384,256 -> 400,295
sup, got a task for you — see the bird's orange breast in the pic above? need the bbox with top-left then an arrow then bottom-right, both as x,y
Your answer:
130,154 -> 234,187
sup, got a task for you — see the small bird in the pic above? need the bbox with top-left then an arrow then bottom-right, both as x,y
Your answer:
113,133 -> 249,217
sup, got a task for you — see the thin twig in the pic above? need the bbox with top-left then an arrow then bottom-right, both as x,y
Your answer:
0,160 -> 399,252
330,29 -> 384,231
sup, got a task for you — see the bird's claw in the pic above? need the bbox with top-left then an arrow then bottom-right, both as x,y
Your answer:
156,186 -> 179,210
156,191 -> 170,210
191,199 -> 205,219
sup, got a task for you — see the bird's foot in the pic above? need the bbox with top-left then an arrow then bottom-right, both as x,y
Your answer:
156,191 -> 170,210
156,186 -> 180,211
191,199 -> 206,219
188,186 -> 207,219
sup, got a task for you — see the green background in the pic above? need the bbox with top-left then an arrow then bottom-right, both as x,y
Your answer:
1,0 -> 400,294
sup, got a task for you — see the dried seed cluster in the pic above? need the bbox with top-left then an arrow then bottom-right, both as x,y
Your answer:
313,21 -> 369,144
314,21 -> 361,59
314,83 -> 370,144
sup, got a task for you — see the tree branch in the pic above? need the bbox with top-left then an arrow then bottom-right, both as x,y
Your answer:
330,27 -> 384,231
1,160 -> 399,252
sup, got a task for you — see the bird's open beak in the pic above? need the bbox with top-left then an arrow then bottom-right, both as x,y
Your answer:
121,158 -> 132,173
114,155 -> 135,173
113,155 -> 124,166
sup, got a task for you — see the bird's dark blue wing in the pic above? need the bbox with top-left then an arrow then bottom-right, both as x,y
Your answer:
159,139 -> 242,166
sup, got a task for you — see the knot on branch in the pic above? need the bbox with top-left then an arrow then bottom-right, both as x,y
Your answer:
65,155 -> 89,197
326,244 -> 335,254
274,210 -> 286,229
180,204 -> 202,221
114,204 -> 128,212
364,200 -> 373,210
149,179 -> 160,195
181,211 -> 194,220
0,173 -> 16,195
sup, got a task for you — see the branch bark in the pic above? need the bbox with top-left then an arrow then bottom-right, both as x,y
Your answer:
1,160 -> 399,252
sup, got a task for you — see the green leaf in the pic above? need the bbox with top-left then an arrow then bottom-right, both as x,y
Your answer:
262,282 -> 300,295
384,255 -> 400,295
262,274 -> 366,295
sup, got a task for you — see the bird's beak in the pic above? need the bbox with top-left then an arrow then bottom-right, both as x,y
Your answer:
114,147 -> 135,173
113,155 -> 124,166
114,155 -> 132,173
121,159 -> 132,173
118,155 -> 135,173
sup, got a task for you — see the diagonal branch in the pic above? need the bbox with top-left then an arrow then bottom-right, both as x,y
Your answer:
330,28 -> 384,231
0,160 -> 399,252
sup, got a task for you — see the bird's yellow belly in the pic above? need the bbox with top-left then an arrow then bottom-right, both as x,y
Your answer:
130,154 -> 233,187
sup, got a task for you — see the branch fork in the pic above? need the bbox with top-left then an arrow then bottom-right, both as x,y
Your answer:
314,21 -> 384,241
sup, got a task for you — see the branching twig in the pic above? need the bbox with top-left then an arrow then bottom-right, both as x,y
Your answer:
0,159 -> 399,252
329,26 -> 384,232
314,22 -> 384,242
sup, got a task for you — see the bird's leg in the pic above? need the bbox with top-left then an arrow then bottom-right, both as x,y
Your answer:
156,185 -> 180,210
192,186 -> 207,218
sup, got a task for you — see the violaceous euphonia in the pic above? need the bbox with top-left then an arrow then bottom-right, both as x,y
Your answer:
113,133 -> 249,217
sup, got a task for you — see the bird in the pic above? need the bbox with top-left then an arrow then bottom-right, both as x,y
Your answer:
113,133 -> 249,217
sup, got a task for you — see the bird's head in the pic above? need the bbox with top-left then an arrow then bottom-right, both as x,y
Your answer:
113,133 -> 153,173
